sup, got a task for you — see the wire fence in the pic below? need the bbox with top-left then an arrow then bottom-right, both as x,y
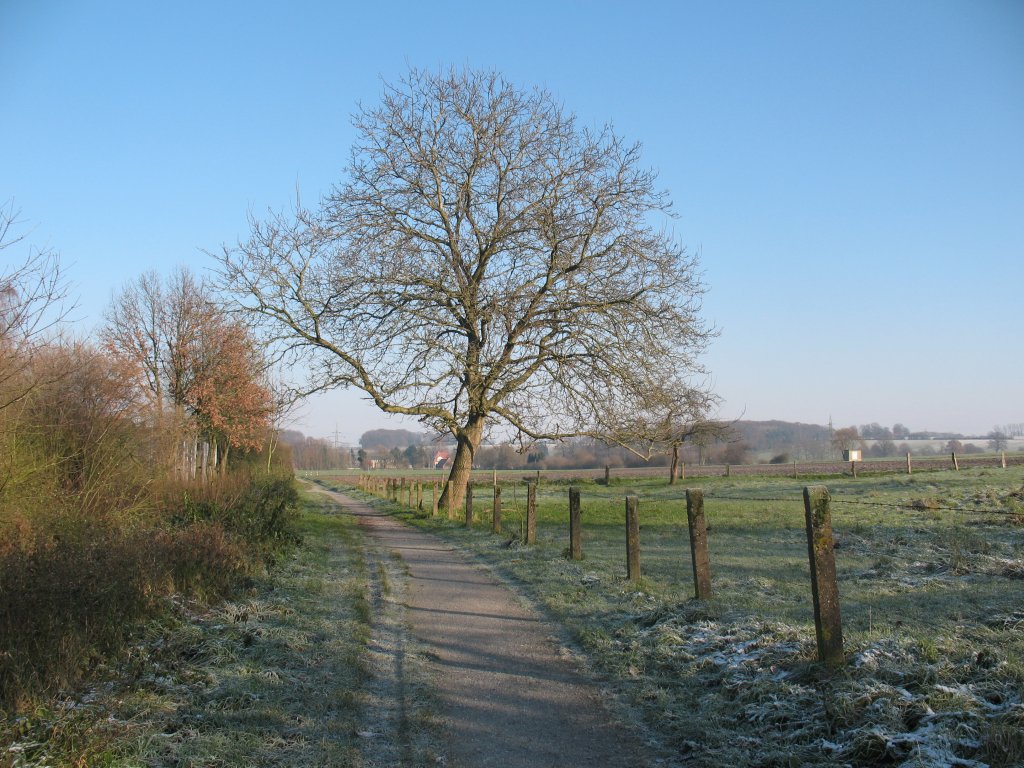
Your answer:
344,465 -> 1022,665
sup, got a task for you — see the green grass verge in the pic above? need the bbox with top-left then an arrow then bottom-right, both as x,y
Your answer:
1,493 -> 374,767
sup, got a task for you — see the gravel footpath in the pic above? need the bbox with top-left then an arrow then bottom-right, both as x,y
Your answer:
311,484 -> 661,768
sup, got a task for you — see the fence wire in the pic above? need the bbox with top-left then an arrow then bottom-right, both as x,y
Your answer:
529,487 -> 1018,518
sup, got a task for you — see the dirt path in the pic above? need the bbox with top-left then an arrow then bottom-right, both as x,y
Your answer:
310,484 -> 660,768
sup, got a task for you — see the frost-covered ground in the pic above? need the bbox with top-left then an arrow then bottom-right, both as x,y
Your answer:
393,469 -> 1024,767
606,608 -> 1023,766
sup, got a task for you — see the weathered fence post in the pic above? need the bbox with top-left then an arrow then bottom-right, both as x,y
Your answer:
526,482 -> 537,545
725,464 -> 731,478
417,482 -> 423,511
851,460 -> 857,479
492,485 -> 502,534
625,496 -> 641,582
803,485 -> 844,667
568,487 -> 582,560
952,451 -> 959,471
906,453 -> 912,475
686,489 -> 712,599
1001,452 -> 1007,469
464,483 -> 474,527
431,481 -> 439,517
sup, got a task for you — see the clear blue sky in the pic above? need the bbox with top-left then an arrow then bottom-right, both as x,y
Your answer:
3,0 -> 1022,443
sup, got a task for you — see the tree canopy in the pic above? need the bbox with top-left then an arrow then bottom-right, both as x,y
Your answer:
218,68 -> 714,506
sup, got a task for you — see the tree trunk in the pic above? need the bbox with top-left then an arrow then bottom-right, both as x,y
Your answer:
669,443 -> 679,485
439,414 -> 486,512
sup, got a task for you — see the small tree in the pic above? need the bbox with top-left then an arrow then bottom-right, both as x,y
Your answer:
831,426 -> 861,457
987,429 -> 1008,453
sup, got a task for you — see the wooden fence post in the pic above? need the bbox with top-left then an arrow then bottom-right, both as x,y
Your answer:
464,483 -> 473,527
851,460 -> 857,479
431,481 -> 439,517
492,485 -> 502,534
569,487 -> 582,560
803,485 -> 844,667
952,452 -> 959,471
526,482 -> 537,545
906,453 -> 912,475
686,489 -> 712,599
1001,452 -> 1007,469
625,496 -> 641,582
417,482 -> 423,511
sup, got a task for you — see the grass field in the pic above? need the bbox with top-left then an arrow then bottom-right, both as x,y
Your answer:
322,465 -> 1024,767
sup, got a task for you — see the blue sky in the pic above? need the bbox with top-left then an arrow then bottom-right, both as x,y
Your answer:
3,0 -> 1022,443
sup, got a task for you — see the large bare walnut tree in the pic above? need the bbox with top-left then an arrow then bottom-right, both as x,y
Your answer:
217,68 -> 715,508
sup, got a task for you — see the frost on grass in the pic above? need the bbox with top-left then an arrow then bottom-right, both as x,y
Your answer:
607,608 -> 1023,767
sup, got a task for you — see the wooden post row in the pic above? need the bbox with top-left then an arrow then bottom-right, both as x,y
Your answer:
803,485 -> 844,667
685,489 -> 712,599
526,482 -> 537,545
625,495 -> 641,582
492,485 -> 502,534
568,487 -> 582,560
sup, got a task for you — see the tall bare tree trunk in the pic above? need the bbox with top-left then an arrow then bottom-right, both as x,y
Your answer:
200,440 -> 210,481
439,414 -> 485,513
669,443 -> 680,485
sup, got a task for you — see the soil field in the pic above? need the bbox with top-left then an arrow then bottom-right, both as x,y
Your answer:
309,451 -> 1024,485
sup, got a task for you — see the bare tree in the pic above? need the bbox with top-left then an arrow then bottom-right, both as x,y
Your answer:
217,68 -> 714,508
831,426 -> 862,456
987,429 -> 1008,453
0,200 -> 72,412
101,270 -> 167,413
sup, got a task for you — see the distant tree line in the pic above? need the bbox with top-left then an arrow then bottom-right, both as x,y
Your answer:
340,419 -> 1021,472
